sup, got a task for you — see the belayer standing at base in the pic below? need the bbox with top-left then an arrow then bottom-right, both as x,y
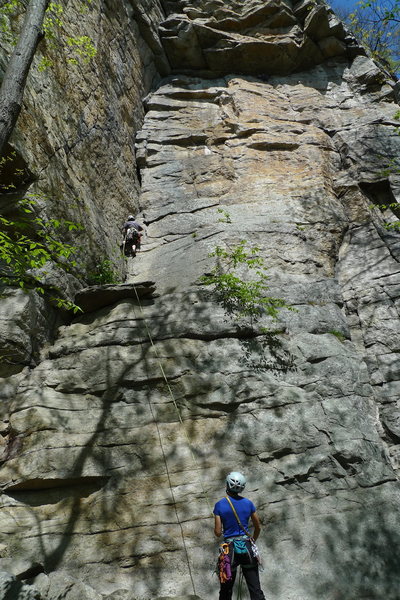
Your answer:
214,471 -> 266,600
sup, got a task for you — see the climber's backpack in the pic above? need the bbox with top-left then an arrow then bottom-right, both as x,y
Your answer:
126,227 -> 139,243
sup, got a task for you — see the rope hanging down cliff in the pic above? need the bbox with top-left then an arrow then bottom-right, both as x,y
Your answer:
133,286 -> 213,594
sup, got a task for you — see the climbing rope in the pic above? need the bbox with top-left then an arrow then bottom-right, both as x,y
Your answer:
132,285 -> 214,594
142,378 -> 197,596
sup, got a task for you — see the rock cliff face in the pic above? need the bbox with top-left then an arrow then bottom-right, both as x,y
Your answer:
0,0 -> 168,373
1,1 -> 400,599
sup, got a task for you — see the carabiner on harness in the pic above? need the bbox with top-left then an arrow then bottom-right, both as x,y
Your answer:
218,542 -> 232,583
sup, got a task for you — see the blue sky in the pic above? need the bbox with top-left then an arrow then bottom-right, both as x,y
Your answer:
328,0 -> 400,69
329,0 -> 398,14
329,0 -> 359,11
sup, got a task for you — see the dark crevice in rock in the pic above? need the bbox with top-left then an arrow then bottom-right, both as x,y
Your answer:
360,179 -> 397,214
3,475 -> 109,499
87,373 -> 185,396
313,426 -> 333,444
136,160 -> 142,186
333,451 -> 362,474
16,563 -> 45,581
0,352 -> 30,378
307,356 -> 328,364
372,269 -> 400,281
144,203 -> 220,225
48,327 -> 281,358
149,229 -> 223,246
381,421 -> 400,446
194,394 -> 258,413
192,400 -> 241,413
74,282 -> 156,313
155,89 -> 225,102
145,133 -> 210,148
259,447 -> 296,463
248,141 -> 300,151
0,144 -> 35,201
275,472 -> 311,486
358,477 -> 397,489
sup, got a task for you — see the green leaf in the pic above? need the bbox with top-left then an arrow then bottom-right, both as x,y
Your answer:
0,195 -> 84,307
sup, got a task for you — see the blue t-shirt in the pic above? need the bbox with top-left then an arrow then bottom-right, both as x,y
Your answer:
213,496 -> 256,538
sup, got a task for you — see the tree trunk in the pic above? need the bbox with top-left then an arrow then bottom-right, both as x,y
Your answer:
0,0 -> 49,157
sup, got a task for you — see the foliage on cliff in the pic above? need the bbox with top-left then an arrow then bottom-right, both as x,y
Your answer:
200,211 -> 294,331
0,159 -> 83,312
0,0 -> 96,155
331,0 -> 400,72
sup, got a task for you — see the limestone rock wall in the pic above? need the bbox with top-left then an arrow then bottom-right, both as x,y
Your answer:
0,0 -> 169,374
159,0 -> 361,74
1,0 -> 168,275
1,1 -> 400,600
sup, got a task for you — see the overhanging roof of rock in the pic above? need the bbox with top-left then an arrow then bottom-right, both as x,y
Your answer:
159,0 -> 365,74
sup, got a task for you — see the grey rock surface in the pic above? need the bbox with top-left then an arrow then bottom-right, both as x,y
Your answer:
33,572 -> 103,600
159,0 -> 362,74
0,0 -> 169,358
8,0 -> 168,256
1,1 -> 400,600
0,570 -> 42,600
0,288 -> 58,376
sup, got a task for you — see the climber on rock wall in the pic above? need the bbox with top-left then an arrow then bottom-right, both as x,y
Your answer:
121,215 -> 144,257
214,471 -> 266,600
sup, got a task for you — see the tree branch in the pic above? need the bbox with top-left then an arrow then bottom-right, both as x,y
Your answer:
0,0 -> 50,157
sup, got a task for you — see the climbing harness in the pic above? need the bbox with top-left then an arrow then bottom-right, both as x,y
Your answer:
132,286 -> 214,595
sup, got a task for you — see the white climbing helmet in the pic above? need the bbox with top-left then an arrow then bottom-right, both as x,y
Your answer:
226,471 -> 246,493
